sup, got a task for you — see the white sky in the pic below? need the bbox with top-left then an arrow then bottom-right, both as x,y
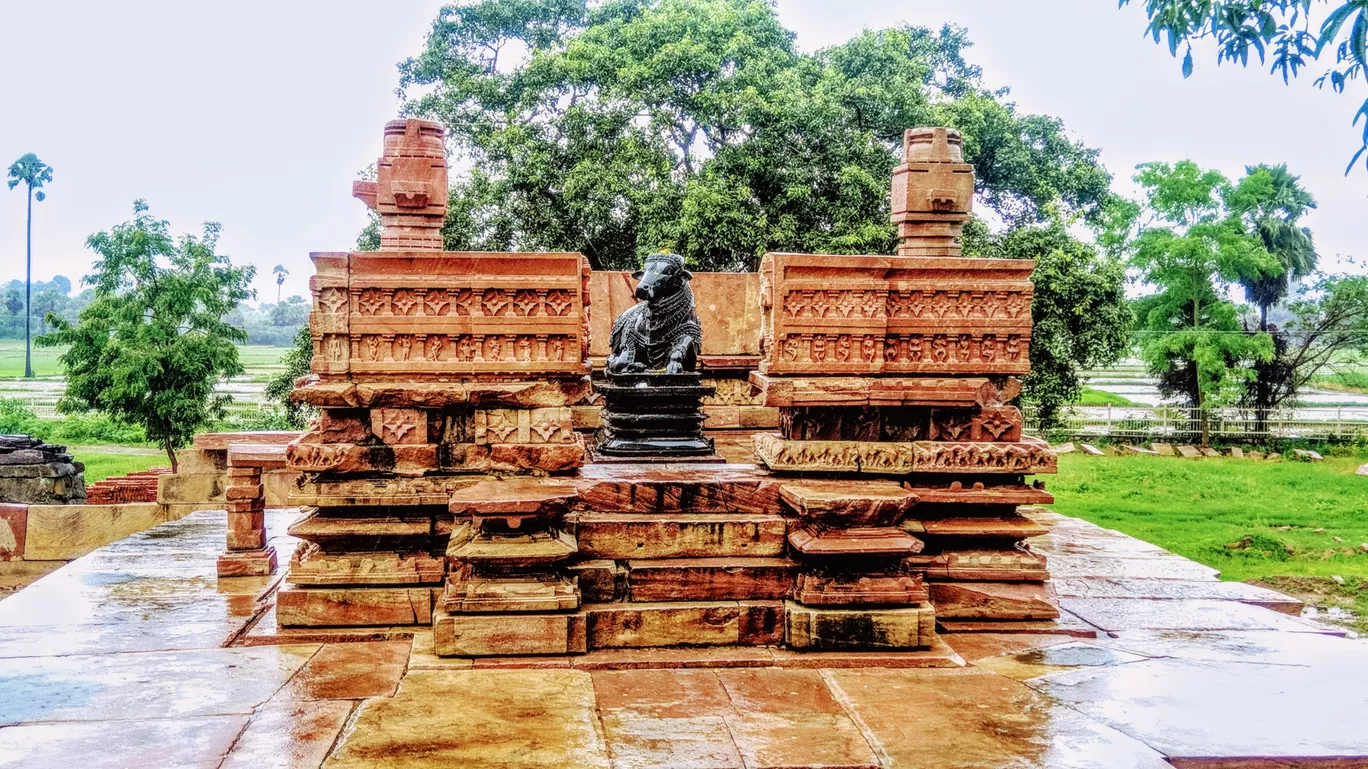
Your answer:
2,0 -> 1364,303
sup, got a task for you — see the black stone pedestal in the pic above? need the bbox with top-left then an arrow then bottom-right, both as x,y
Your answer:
594,373 -> 720,461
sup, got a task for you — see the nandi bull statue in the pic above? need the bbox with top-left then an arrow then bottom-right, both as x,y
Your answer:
607,253 -> 702,375
595,253 -> 719,461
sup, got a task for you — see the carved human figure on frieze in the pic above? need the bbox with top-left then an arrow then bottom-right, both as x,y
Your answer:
606,253 -> 703,375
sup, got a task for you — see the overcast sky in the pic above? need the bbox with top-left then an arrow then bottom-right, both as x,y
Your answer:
2,0 -> 1364,302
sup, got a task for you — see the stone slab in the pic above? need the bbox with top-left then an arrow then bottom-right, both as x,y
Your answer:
570,512 -> 788,559
281,641 -> 410,700
324,669 -> 611,769
626,557 -> 798,601
433,609 -> 587,657
23,503 -> 166,561
778,478 -> 916,525
568,559 -> 624,602
1059,598 -> 1341,634
585,601 -> 784,649
0,503 -> 26,560
828,667 -> 1172,768
1051,577 -> 1303,614
785,601 -> 936,651
573,463 -> 780,514
448,478 -> 578,517
0,645 -> 318,724
1035,657 -> 1368,761
0,716 -> 250,769
928,581 -> 1060,620
218,698 -> 353,769
275,586 -> 433,628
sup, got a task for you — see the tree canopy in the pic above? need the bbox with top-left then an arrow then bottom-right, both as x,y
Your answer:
967,221 -> 1132,431
1122,0 -> 1368,172
397,0 -> 1113,271
1107,160 -> 1282,442
38,202 -> 256,470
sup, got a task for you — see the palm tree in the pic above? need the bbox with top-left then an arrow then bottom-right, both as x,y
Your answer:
272,264 -> 289,304
1234,164 -> 1318,332
7,154 -> 54,379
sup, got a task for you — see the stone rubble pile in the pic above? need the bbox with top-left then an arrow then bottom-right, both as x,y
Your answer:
0,434 -> 86,505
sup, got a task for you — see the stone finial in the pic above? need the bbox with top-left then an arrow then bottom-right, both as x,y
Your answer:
352,119 -> 449,250
890,126 -> 975,257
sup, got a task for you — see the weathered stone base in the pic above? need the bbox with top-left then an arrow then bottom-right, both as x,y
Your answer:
785,601 -> 937,651
927,581 -> 1059,620
441,570 -> 580,613
585,601 -> 784,649
216,546 -> 278,577
753,432 -> 1056,475
276,586 -> 434,627
433,608 -> 587,656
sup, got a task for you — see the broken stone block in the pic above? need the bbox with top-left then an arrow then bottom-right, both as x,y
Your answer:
788,525 -> 925,557
1079,444 -> 1104,456
1151,442 -> 1175,456
792,572 -> 928,606
1176,445 -> 1202,458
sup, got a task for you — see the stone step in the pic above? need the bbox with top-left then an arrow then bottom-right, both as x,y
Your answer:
910,515 -> 1049,539
625,557 -> 799,601
584,600 -> 785,649
568,512 -> 787,559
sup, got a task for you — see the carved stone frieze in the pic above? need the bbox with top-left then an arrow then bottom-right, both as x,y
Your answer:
753,433 -> 1057,475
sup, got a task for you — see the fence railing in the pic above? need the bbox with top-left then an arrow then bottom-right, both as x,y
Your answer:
1027,405 -> 1368,442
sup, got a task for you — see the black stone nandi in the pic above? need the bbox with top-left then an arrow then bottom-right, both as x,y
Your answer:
607,253 -> 702,375
595,253 -> 718,461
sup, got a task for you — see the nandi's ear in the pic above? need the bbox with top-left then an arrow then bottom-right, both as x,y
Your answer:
631,270 -> 645,280
681,270 -> 693,280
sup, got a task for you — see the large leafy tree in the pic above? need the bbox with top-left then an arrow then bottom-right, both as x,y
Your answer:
1121,0 -> 1368,172
398,0 -> 1113,270
1264,273 -> 1368,406
38,202 -> 256,470
1227,163 -> 1319,330
7,153 -> 54,379
968,220 -> 1132,431
1112,160 -> 1281,444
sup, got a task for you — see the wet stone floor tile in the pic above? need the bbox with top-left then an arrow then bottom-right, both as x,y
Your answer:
282,641 -> 410,700
825,667 -> 1171,769
971,641 -> 1148,681
0,715 -> 249,769
1034,657 -> 1368,761
220,698 -> 355,769
0,645 -> 318,725
323,669 -> 611,769
1060,597 -> 1341,634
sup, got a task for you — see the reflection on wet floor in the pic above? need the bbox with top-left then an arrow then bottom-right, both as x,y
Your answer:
0,507 -> 1365,768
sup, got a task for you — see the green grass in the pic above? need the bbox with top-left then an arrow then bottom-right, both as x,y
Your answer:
1311,370 -> 1368,395
1076,387 -> 1142,406
1050,452 -> 1368,629
0,339 -> 287,380
72,449 -> 168,483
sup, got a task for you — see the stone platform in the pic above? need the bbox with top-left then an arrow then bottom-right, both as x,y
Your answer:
1,507 -> 1364,767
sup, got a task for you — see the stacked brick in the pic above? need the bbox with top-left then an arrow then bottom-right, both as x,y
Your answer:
276,120 -> 594,628
85,468 -> 170,505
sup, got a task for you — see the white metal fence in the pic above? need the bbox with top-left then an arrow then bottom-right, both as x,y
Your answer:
1028,405 -> 1368,442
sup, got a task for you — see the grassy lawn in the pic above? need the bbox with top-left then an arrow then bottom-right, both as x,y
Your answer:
1076,387 -> 1142,406
72,448 -> 168,483
1049,452 -> 1368,629
0,339 -> 287,380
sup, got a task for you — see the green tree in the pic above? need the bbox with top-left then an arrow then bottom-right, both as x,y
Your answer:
398,0 -> 1113,271
272,264 -> 289,303
7,153 -> 54,379
1113,160 -> 1282,444
968,220 -> 1133,431
1121,0 -> 1368,172
264,326 -> 317,430
38,202 -> 256,470
1227,163 -> 1319,330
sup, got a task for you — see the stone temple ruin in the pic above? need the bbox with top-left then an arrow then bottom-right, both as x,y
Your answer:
228,119 -> 1058,657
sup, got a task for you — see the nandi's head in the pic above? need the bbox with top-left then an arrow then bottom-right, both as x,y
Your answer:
632,253 -> 693,303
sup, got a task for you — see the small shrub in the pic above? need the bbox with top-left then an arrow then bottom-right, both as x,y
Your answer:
1223,533 -> 1294,561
